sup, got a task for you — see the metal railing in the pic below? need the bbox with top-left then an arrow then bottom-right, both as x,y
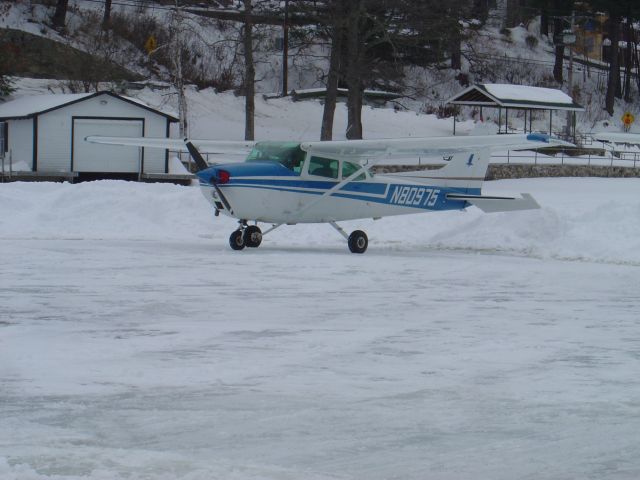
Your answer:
492,148 -> 640,168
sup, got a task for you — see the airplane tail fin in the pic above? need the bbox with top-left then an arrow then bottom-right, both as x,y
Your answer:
396,148 -> 491,193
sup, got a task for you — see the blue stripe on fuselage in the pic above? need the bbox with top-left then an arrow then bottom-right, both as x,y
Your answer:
200,177 -> 478,211
225,178 -> 388,195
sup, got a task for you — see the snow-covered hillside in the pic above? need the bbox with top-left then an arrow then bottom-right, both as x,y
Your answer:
2,0 -> 639,136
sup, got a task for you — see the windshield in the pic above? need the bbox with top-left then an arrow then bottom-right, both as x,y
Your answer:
246,142 -> 305,174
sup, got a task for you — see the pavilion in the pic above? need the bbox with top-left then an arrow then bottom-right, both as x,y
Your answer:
446,83 -> 584,139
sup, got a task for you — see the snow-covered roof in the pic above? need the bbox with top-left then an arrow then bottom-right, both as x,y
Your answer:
0,93 -> 93,119
0,91 -> 179,121
446,84 -> 584,111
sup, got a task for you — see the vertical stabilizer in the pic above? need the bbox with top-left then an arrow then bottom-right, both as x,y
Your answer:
405,148 -> 491,193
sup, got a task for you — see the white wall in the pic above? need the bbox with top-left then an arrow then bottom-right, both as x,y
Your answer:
7,119 -> 34,170
37,94 -> 170,173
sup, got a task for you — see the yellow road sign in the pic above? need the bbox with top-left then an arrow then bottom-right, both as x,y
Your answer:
144,35 -> 157,55
622,112 -> 635,126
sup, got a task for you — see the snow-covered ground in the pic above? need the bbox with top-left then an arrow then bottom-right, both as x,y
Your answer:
1,178 -> 640,479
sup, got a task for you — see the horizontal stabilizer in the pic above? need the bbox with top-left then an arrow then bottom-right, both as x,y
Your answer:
447,193 -> 540,213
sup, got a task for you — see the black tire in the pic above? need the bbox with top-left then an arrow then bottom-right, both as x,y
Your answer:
348,230 -> 368,254
243,225 -> 262,248
229,230 -> 245,250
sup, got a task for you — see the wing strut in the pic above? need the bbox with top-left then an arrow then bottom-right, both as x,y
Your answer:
329,221 -> 349,240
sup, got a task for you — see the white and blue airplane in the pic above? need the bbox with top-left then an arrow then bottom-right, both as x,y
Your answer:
86,133 -> 568,253
594,132 -> 640,145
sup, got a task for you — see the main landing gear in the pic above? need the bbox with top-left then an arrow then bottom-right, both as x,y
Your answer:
228,221 -> 368,254
348,230 -> 368,254
330,221 -> 368,254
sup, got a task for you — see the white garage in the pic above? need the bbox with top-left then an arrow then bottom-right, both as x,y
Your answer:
0,91 -> 178,180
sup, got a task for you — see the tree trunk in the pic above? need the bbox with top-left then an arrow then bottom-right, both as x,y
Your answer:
623,18 -> 632,103
320,10 -> 343,141
451,27 -> 462,70
553,18 -> 564,83
102,0 -> 112,30
243,0 -> 255,141
605,16 -> 620,115
505,0 -> 520,28
345,1 -> 363,140
52,0 -> 69,31
174,44 -> 188,137
634,38 -> 640,94
450,1 -> 462,70
472,0 -> 489,23
540,9 -> 549,38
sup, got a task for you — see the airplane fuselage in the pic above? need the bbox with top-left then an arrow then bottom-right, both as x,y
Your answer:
197,161 -> 471,224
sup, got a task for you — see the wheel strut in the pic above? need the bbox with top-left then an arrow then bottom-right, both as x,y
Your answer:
329,221 -> 368,254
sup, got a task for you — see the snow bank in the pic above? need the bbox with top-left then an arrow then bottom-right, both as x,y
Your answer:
0,181 -> 216,241
1,177 -> 638,264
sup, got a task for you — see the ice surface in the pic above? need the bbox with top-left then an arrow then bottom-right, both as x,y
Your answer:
1,178 -> 640,480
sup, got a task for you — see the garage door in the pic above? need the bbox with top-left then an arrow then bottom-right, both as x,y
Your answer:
73,118 -> 143,173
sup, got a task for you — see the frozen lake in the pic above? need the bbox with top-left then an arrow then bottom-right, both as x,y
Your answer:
2,239 -> 640,480
1,178 -> 640,479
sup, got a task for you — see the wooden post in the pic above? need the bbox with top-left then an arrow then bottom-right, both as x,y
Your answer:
281,0 -> 289,97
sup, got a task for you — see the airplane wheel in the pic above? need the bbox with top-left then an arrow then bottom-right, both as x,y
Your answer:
348,230 -> 368,254
243,225 -> 262,248
229,230 -> 245,250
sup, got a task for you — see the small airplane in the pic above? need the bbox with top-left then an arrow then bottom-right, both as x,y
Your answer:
595,132 -> 640,145
86,133 -> 569,253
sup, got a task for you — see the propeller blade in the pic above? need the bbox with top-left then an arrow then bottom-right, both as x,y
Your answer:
183,138 -> 210,171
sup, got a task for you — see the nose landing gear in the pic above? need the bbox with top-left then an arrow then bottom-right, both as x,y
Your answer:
243,225 -> 262,248
228,221 -> 263,251
229,229 -> 245,250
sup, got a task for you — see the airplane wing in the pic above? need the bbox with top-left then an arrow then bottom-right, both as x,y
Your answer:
594,132 -> 640,145
85,136 -> 256,155
300,133 -> 572,161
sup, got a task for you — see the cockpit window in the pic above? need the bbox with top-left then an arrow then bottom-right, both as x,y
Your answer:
342,161 -> 367,181
309,156 -> 339,179
246,142 -> 305,174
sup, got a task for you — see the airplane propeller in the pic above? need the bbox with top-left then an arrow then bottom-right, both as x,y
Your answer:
184,139 -> 235,216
